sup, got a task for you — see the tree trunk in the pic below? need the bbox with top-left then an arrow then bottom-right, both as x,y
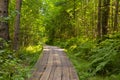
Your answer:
0,0 -> 10,41
13,0 -> 22,50
97,0 -> 102,38
73,0 -> 76,20
113,0 -> 119,31
101,0 -> 110,37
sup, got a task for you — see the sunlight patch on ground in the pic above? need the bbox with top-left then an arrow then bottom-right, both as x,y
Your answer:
26,45 -> 42,53
54,49 -> 64,51
43,49 -> 50,51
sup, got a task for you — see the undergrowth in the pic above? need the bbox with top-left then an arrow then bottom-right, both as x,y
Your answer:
0,40 -> 42,80
53,33 -> 120,80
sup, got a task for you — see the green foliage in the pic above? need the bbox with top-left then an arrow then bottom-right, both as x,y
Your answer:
0,39 -> 42,80
0,58 -> 30,80
43,0 -> 82,44
18,45 -> 42,66
9,0 -> 44,46
69,57 -> 91,80
90,33 -> 120,75
70,41 -> 95,60
89,74 -> 120,80
64,38 -> 94,80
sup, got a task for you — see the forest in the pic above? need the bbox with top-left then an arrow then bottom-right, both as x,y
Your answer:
0,0 -> 120,80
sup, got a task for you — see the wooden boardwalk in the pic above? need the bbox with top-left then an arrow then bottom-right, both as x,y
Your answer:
29,46 -> 79,80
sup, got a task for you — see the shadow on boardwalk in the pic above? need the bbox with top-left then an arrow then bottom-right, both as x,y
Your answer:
29,46 -> 79,80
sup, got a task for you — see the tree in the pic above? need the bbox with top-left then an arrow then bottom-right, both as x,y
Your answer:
13,0 -> 22,50
97,0 -> 102,38
0,0 -> 10,41
101,0 -> 110,37
113,0 -> 119,31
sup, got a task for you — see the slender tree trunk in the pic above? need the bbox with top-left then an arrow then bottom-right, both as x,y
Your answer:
113,0 -> 119,31
111,3 -> 114,32
101,0 -> 110,37
0,0 -> 10,41
13,0 -> 22,50
97,0 -> 102,38
73,0 -> 77,36
73,0 -> 76,20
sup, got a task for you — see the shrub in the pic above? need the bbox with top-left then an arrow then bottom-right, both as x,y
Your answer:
90,33 -> 120,75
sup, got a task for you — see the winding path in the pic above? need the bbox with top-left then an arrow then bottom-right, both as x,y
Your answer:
29,46 -> 79,80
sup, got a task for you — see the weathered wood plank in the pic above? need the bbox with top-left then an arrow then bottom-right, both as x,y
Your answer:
29,50 -> 50,80
48,50 -> 57,80
40,49 -> 53,80
52,50 -> 62,80
65,52 -> 79,80
58,51 -> 70,80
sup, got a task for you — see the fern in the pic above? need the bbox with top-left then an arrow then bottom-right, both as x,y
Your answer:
90,37 -> 120,75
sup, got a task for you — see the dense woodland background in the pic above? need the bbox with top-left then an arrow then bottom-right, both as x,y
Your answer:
0,0 -> 120,80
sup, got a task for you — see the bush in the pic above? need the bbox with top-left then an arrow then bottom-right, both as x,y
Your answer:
90,34 -> 120,76
0,39 -> 42,80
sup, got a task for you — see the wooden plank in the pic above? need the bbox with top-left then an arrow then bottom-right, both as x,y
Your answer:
69,67 -> 79,80
53,67 -> 62,80
65,53 -> 79,80
48,50 -> 57,80
29,49 -> 50,80
37,51 -> 50,78
60,51 -> 79,80
39,49 -> 53,80
59,51 -> 70,80
52,50 -> 62,80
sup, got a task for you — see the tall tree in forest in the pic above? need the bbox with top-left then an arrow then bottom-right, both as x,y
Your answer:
101,0 -> 110,37
97,0 -> 102,38
0,0 -> 10,41
113,0 -> 119,31
13,0 -> 22,50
